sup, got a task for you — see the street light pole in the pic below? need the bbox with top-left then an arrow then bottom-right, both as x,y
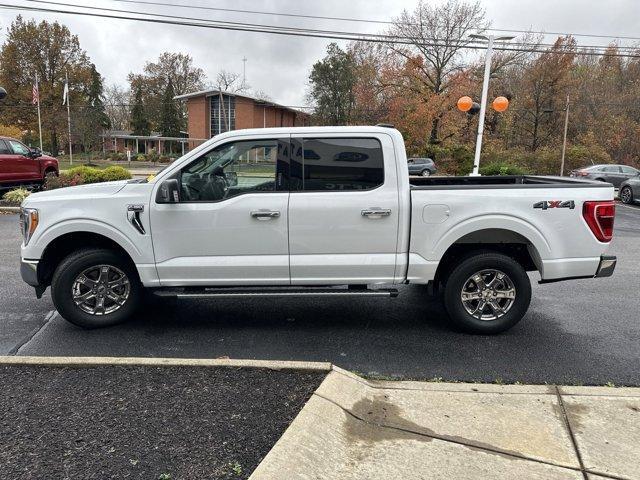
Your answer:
560,94 -> 570,176
469,34 -> 514,176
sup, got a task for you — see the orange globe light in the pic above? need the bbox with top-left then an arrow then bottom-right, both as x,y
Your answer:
492,96 -> 509,112
457,96 -> 473,112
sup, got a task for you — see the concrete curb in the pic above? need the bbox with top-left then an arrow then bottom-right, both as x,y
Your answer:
0,206 -> 20,213
0,355 -> 332,372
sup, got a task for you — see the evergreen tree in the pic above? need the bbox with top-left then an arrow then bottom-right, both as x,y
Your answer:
130,85 -> 150,135
159,78 -> 180,137
77,64 -> 110,151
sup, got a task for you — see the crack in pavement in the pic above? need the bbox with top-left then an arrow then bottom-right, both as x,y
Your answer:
8,310 -> 57,356
311,391 -> 629,480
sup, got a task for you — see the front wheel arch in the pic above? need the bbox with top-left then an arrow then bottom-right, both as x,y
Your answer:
38,231 -> 139,288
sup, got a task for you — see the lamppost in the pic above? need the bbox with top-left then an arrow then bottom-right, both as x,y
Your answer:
469,34 -> 515,176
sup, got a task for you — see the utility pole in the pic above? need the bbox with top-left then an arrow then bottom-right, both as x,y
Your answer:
560,94 -> 570,176
34,73 -> 43,151
242,56 -> 247,88
469,34 -> 514,176
63,71 -> 73,164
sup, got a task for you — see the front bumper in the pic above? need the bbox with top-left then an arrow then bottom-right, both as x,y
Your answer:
594,255 -> 617,278
20,259 -> 40,287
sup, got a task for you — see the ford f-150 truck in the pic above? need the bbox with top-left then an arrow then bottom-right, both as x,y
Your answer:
19,126 -> 617,333
0,136 -> 59,188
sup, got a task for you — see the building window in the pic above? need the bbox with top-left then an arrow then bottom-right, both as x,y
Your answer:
210,94 -> 236,137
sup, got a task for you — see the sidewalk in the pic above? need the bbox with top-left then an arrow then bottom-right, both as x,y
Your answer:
251,367 -> 640,480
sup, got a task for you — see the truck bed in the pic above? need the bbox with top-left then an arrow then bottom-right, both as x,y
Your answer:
410,175 -> 610,189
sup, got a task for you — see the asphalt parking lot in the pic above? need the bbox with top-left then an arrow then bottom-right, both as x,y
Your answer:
1,204 -> 639,385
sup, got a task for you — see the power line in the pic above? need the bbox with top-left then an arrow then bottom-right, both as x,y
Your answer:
103,0 -> 640,43
21,0 -> 640,52
1,1 -> 639,57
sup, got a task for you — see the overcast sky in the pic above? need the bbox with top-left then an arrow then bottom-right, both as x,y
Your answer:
1,0 -> 639,108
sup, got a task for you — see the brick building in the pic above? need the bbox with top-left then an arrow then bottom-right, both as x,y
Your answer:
174,89 -> 311,145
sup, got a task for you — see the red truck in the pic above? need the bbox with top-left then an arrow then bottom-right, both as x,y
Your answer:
0,136 -> 59,188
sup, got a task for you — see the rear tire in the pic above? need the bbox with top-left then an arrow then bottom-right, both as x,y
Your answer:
620,186 -> 634,204
443,251 -> 531,334
421,169 -> 431,177
51,248 -> 142,328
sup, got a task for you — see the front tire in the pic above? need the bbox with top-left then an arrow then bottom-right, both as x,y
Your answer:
620,186 -> 634,204
421,169 -> 431,177
51,248 -> 141,328
443,252 -> 531,334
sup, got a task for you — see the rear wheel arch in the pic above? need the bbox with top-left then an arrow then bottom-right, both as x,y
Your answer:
433,228 -> 541,290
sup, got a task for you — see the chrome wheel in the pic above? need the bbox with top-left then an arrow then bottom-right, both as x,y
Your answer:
620,187 -> 633,204
460,269 -> 516,321
72,265 -> 130,316
421,169 -> 431,177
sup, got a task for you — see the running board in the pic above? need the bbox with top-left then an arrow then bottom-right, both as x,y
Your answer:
152,287 -> 399,299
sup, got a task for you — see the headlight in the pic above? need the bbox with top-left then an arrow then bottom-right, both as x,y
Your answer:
19,208 -> 39,246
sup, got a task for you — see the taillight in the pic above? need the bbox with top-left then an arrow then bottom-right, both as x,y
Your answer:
577,170 -> 590,176
582,201 -> 615,242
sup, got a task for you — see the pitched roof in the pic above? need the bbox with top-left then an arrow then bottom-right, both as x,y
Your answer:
174,89 -> 309,116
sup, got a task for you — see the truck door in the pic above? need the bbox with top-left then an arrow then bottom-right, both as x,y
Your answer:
288,133 -> 400,284
150,135 -> 291,286
7,139 -> 40,181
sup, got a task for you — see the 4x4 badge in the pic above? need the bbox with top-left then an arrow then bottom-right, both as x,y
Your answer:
533,200 -> 575,210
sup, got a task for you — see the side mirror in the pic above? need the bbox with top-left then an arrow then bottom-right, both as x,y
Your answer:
29,148 -> 42,158
156,178 -> 180,203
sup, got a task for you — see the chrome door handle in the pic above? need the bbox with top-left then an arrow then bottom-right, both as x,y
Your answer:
361,208 -> 391,218
251,210 -> 280,220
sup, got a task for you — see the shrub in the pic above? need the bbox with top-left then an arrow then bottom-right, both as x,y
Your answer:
147,148 -> 159,163
2,187 -> 31,205
136,154 -> 146,162
479,162 -> 529,176
65,166 -> 103,183
44,174 -> 84,190
100,165 -> 132,182
44,166 -> 131,190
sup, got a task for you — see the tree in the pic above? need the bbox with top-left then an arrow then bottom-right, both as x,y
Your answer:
128,52 -> 206,130
0,16 -> 96,154
214,70 -> 249,93
159,78 -> 181,147
104,84 -> 131,131
308,43 -> 357,125
130,85 -> 150,136
387,0 -> 487,143
512,37 -> 576,150
76,64 -> 110,152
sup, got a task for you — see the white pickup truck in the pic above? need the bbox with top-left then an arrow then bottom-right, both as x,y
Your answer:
19,126 -> 617,333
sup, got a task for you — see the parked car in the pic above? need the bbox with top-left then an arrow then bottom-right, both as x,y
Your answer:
407,157 -> 436,176
619,173 -> 640,204
570,164 -> 640,187
19,126 -> 616,334
0,136 -> 59,188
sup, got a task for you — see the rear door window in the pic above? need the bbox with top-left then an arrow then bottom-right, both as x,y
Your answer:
0,140 -> 12,155
292,138 -> 384,191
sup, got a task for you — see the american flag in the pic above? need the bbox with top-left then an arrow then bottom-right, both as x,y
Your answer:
32,81 -> 39,105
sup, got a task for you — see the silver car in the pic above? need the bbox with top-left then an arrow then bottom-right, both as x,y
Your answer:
570,164 -> 640,187
619,173 -> 640,204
